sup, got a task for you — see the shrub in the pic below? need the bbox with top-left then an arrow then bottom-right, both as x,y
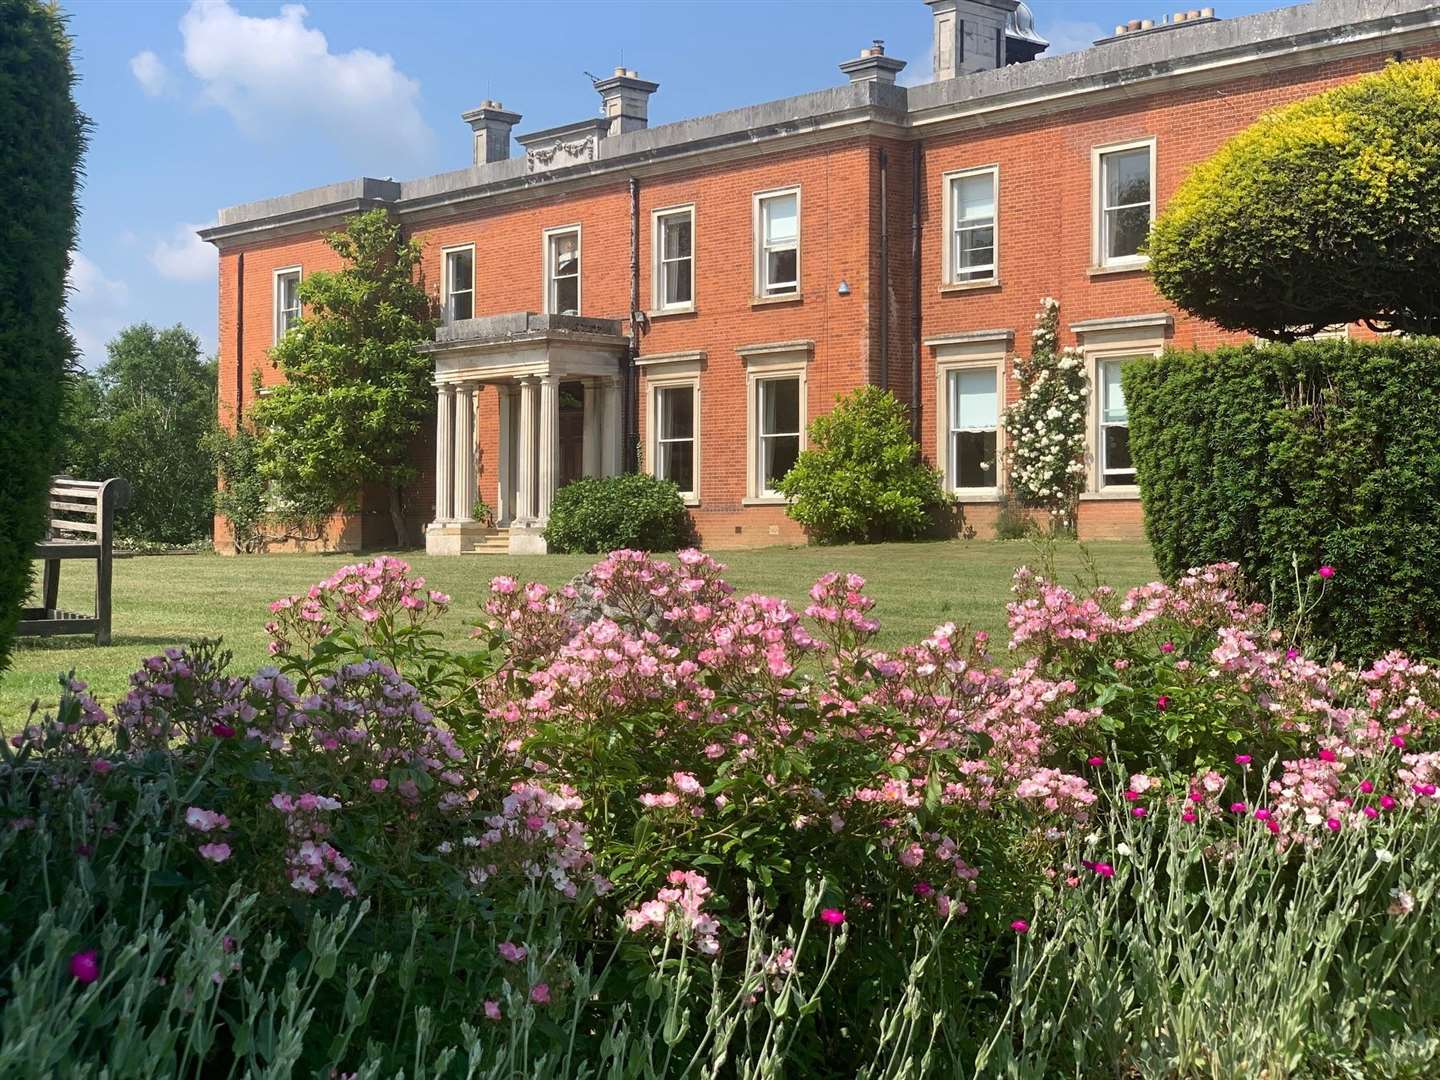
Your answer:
1147,59 -> 1440,339
1125,337 -> 1440,659
9,549 -> 1440,1074
0,1 -> 86,670
777,385 -> 949,544
209,420 -> 269,553
543,473 -> 692,553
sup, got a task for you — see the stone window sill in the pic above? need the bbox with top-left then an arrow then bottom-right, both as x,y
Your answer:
742,496 -> 789,507
1079,489 -> 1141,501
648,305 -> 696,319
1087,261 -> 1149,278
751,293 -> 803,308
950,491 -> 1004,503
939,279 -> 1001,295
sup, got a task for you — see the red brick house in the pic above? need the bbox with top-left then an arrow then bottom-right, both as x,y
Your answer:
201,0 -> 1440,554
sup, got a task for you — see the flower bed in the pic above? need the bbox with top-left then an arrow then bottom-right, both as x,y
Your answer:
2,551 -> 1437,1076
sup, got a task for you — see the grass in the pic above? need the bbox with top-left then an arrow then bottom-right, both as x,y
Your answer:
2,539 -> 1156,723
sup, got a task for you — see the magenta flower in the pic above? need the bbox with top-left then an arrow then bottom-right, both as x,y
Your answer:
1230,802 -> 1247,814
1234,754 -> 1252,765
198,842 -> 232,863
498,942 -> 528,964
1319,749 -> 1339,763
75,843 -> 93,858
1360,780 -> 1375,794
1092,862 -> 1115,878
1325,818 -> 1342,832
819,908 -> 846,927
1131,806 -> 1148,818
913,881 -> 934,898
1010,919 -> 1030,934
1363,805 -> 1379,819
1254,808 -> 1271,821
69,950 -> 100,984
1087,755 -> 1105,767
484,1000 -> 502,1021
530,982 -> 550,1005
90,758 -> 112,776
369,778 -> 388,792
1286,647 -> 1300,660
1156,695 -> 1170,711
1318,565 -> 1335,579
211,722 -> 237,739
1381,795 -> 1398,810
1390,735 -> 1407,749
1160,641 -> 1176,654
1181,810 -> 1198,822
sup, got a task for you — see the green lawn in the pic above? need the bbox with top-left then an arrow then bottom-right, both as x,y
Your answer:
3,540 -> 1156,723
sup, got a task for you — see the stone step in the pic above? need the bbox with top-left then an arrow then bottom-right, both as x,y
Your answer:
466,528 -> 511,555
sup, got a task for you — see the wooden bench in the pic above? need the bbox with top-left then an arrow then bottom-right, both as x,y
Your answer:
18,476 -> 131,645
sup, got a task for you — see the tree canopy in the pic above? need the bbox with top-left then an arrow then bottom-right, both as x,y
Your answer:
1147,59 -> 1440,340
60,325 -> 218,546
251,210 -> 436,546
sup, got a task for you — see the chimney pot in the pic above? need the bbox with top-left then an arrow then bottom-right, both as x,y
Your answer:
840,37 -> 907,83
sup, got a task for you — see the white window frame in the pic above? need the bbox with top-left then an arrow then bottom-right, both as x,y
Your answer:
441,243 -> 475,323
651,204 -> 696,315
1095,357 -> 1139,489
739,344 -> 811,502
543,224 -> 582,315
943,165 -> 999,287
1092,137 -> 1156,271
753,187 -> 801,300
941,361 -> 1005,497
273,266 -> 301,344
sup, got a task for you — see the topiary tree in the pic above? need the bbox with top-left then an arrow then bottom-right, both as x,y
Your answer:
0,0 -> 87,670
251,209 -> 436,546
777,385 -> 948,544
1148,59 -> 1440,340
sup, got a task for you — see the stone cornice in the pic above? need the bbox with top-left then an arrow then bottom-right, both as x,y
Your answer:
204,0 -> 1440,247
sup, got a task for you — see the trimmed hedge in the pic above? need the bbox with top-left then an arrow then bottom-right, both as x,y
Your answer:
0,1 -> 86,670
544,474 -> 694,554
1125,337 -> 1440,659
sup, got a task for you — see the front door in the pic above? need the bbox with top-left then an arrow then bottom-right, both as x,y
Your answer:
558,381 -> 585,488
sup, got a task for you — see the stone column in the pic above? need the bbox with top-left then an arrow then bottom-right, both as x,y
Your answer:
454,382 -> 477,521
515,377 -> 537,523
601,376 -> 623,476
537,373 -> 560,521
433,382 -> 455,523
581,380 -> 600,477
496,384 -> 514,524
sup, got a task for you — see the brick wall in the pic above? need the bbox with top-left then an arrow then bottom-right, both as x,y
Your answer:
215,40 -> 1430,553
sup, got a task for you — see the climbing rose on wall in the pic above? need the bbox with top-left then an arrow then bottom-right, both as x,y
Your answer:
1003,298 -> 1089,532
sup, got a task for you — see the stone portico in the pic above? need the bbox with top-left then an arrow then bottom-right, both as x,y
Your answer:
424,312 -> 629,555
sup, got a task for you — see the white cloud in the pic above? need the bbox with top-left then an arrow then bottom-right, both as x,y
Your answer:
1042,19 -> 1108,56
178,0 -> 433,170
150,222 -> 217,282
67,253 -> 130,367
130,49 -> 171,96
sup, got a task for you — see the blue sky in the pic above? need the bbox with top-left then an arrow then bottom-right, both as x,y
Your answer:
64,0 -> 1292,367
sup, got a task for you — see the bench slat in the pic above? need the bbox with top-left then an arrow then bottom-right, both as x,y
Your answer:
50,499 -> 100,514
35,542 -> 102,558
50,519 -> 100,535
51,483 -> 102,496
